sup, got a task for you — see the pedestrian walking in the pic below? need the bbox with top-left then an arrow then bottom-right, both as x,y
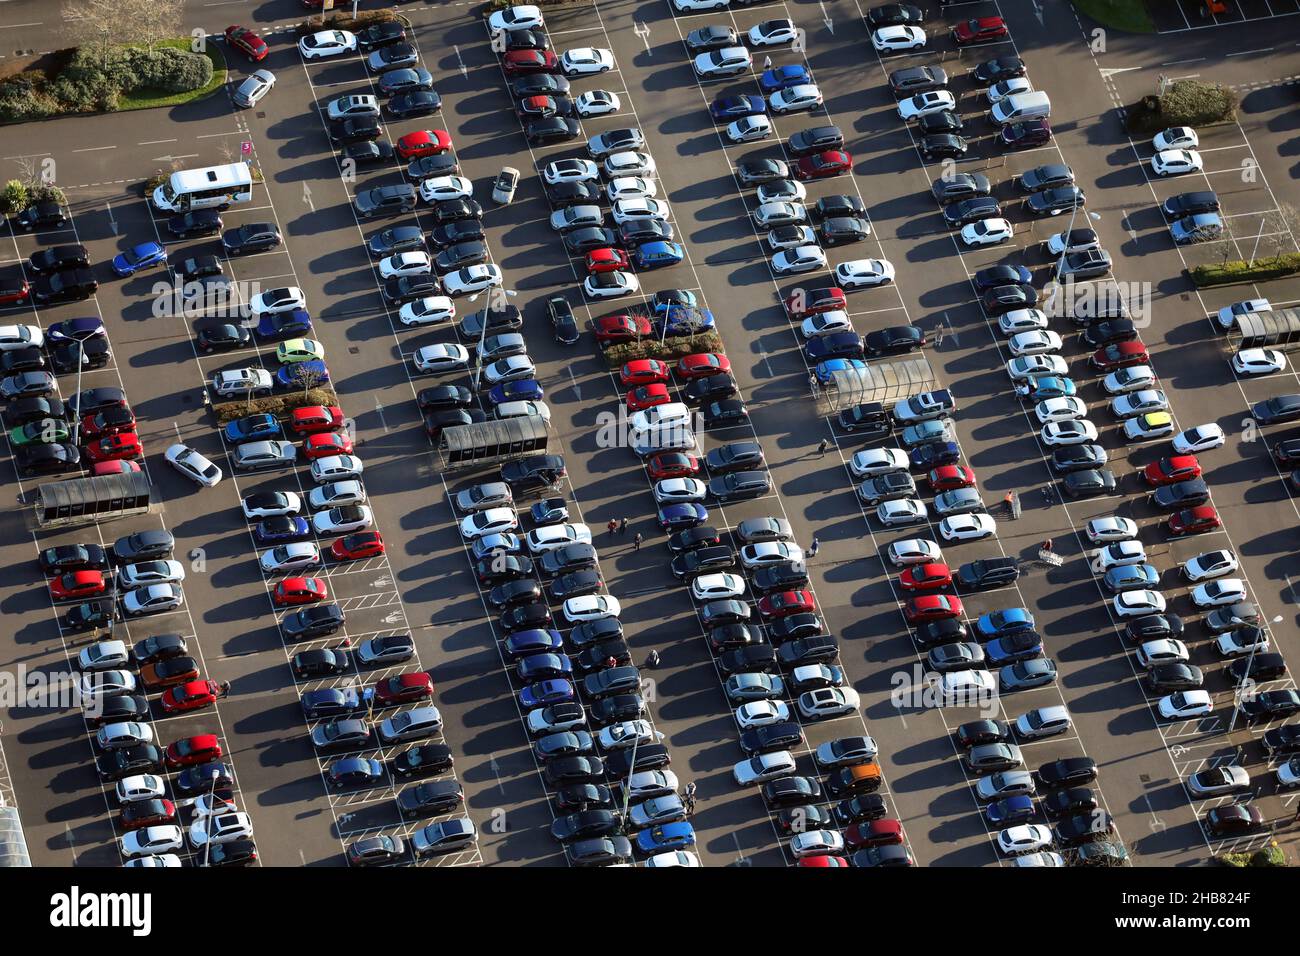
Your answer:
1041,538 -> 1053,552
808,536 -> 820,558
647,648 -> 660,667
219,681 -> 232,698
685,781 -> 698,800
808,372 -> 819,397
633,532 -> 643,550
337,637 -> 351,649
619,517 -> 628,534
817,438 -> 829,456
762,54 -> 772,70
607,518 -> 618,536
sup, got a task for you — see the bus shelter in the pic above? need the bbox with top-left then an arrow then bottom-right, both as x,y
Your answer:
33,472 -> 152,529
437,416 -> 548,470
1231,309 -> 1300,351
820,356 -> 934,414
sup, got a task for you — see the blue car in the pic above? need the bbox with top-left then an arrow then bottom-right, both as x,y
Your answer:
302,688 -> 364,720
224,413 -> 282,444
504,628 -> 564,658
519,679 -> 575,709
710,94 -> 766,121
634,821 -> 696,854
815,358 -> 867,385
111,242 -> 167,277
908,441 -> 960,470
657,306 -> 714,337
976,607 -> 1035,639
327,756 -> 384,788
276,359 -> 329,390
488,379 -> 544,405
759,64 -> 811,93
986,795 -> 1036,826
985,631 -> 1043,666
1103,563 -> 1159,593
46,316 -> 105,344
652,289 -> 697,312
634,241 -> 685,271
254,516 -> 311,545
517,652 -> 573,682
1016,375 -> 1076,400
806,331 -> 864,362
658,503 -> 708,531
257,308 -> 312,340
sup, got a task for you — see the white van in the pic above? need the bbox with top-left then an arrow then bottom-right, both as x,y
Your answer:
990,91 -> 1051,126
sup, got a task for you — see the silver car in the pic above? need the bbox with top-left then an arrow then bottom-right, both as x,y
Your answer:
455,481 -> 514,513
233,440 -> 297,471
233,70 -> 275,109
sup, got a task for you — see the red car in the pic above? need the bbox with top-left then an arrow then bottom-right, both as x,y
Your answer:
647,452 -> 699,480
798,855 -> 849,867
904,594 -> 963,623
795,150 -> 852,181
224,25 -> 268,61
594,314 -> 652,344
291,405 -> 346,435
928,465 -> 976,492
503,50 -> 559,75
784,286 -> 845,319
845,818 -> 904,849
0,273 -> 29,305
165,734 -> 223,769
518,95 -> 563,120
373,672 -> 434,706
161,679 -> 220,714
627,383 -> 671,411
50,570 -> 106,601
758,590 -> 816,618
332,531 -> 385,561
621,359 -> 670,386
953,16 -> 1008,45
1168,505 -> 1220,537
1001,119 -> 1051,150
1090,339 -> 1148,372
85,432 -> 142,463
81,407 -> 135,438
396,130 -> 452,159
1143,455 -> 1201,487
677,353 -> 731,379
93,461 -> 141,476
304,432 -> 353,460
899,563 -> 951,592
586,248 -> 630,274
273,576 -> 328,606
120,799 -> 176,831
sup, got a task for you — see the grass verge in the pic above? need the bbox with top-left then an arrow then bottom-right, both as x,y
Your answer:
1070,0 -> 1156,32
1190,253 -> 1300,287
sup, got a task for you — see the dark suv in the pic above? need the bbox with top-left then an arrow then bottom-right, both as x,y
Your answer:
788,125 -> 843,157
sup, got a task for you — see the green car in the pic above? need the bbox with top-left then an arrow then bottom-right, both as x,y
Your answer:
10,418 -> 69,446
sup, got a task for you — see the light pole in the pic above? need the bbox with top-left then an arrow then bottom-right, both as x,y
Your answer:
67,327 -> 105,448
467,286 -> 516,391
202,765 -> 221,867
1045,209 -> 1103,318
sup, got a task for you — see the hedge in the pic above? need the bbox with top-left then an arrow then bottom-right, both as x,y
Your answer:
601,330 -> 725,369
1190,253 -> 1300,288
482,0 -> 590,10
1217,843 -> 1287,867
1125,80 -> 1237,136
298,9 -> 398,36
212,388 -> 340,426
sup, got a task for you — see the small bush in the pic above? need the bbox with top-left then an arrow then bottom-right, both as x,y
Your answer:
212,388 -> 339,426
1,180 -> 28,214
298,9 -> 397,35
1126,79 -> 1237,136
0,74 -> 60,122
602,330 -> 725,368
1191,253 -> 1300,287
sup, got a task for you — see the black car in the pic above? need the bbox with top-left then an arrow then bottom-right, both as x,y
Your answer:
1055,810 -> 1113,848
919,134 -> 967,161
1252,393 -> 1300,426
942,196 -> 1001,228
330,116 -> 382,145
762,776 -> 823,809
357,20 -> 406,51
29,244 -> 89,275
35,346 -> 85,373
1017,163 -> 1074,193
97,744 -> 163,781
751,561 -> 809,594
501,602 -> 552,632
706,624 -> 759,654
1062,468 -> 1117,498
6,396 -> 65,426
777,635 -> 840,668
957,557 -> 1019,590
1162,190 -> 1219,218
864,325 -> 923,357
417,384 -> 473,410
68,599 -> 116,631
718,645 -> 777,675
1146,663 -> 1203,692
788,125 -> 844,157
488,578 -> 542,609
291,648 -> 350,679
868,2 -> 925,26
379,66 -> 435,95
833,794 -> 887,826
573,639 -> 630,673
538,542 -> 598,576
111,530 -> 173,563
283,604 -> 345,640
501,454 -> 565,492
889,65 -> 947,96
545,296 -> 579,345
511,74 -> 570,98
554,784 -> 613,813
392,745 -> 456,780
1,348 -> 45,374
16,443 -> 79,476
709,471 -> 771,503
429,199 -> 483,225
972,56 -> 1026,84
384,275 -> 439,305
387,90 -> 442,119
1238,689 -> 1300,722
1026,186 -> 1085,217
703,399 -> 748,428
914,618 -> 968,648
502,27 -> 550,51
1051,444 -> 1107,474
670,545 -> 736,581
619,219 -> 674,245
1034,756 -> 1098,789
982,284 -> 1038,316
132,633 -> 187,664
1043,786 -> 1098,819
705,441 -> 765,473
587,693 -> 642,726
932,172 -> 991,203
1228,652 -> 1286,683
547,181 -> 601,208
974,265 -> 1031,292
666,526 -> 721,555
474,555 -> 533,587
222,222 -> 281,255
407,153 -> 461,182
343,140 -> 396,167
739,722 -> 805,756
206,838 -> 257,868
196,323 -> 253,353
737,158 -> 789,185
434,241 -> 489,273
1151,478 -> 1209,510
167,210 -> 222,239
564,227 -> 620,255
1081,318 -> 1138,348
89,694 -> 150,727
810,196 -> 865,222
527,118 -> 582,146
955,719 -> 1010,747
917,110 -> 963,136
551,810 -> 622,843
1125,614 -> 1183,642
14,200 -> 69,230
398,779 -> 465,818
175,761 -> 233,796
818,216 -> 871,247
177,255 -> 223,281
550,569 -> 604,602
32,269 -> 97,304
606,744 -> 668,777
770,613 -> 824,643
40,543 -> 109,575
684,373 -> 738,405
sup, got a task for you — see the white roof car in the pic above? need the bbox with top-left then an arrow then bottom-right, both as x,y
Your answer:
735,699 -> 790,729
797,686 -> 861,719
748,18 -> 798,45
120,825 -> 184,858
413,343 -> 470,373
242,490 -> 300,519
873,25 -> 927,52
961,218 -> 1013,247
1183,549 -> 1237,582
1173,423 -> 1225,454
562,594 -> 622,623
937,670 -> 997,705
774,226 -> 819,253
727,115 -> 773,143
1045,229 -> 1100,255
560,47 -> 614,76
488,5 -> 544,32
96,721 -> 154,749
740,541 -> 804,569
1192,578 -> 1247,608
459,507 -> 519,541
975,770 -> 1036,800
299,30 -> 357,60
584,272 -> 639,300
1215,627 -> 1268,657
260,542 -> 322,573
606,177 -> 657,201
644,850 -> 700,867
1151,148 -> 1203,176
419,176 -> 473,204
0,324 -> 44,350
1232,348 -> 1286,376
79,640 -> 130,672
876,498 -> 928,527
544,158 -> 600,185
773,246 -> 827,275
378,250 -> 432,279
886,537 -> 942,567
938,513 -> 996,542
753,201 -> 807,228
1085,516 -> 1138,544
1114,589 -> 1166,618
310,455 -> 364,483
1158,690 -> 1213,719
115,774 -> 166,804
527,523 -> 593,554
212,368 -> 273,396
1091,540 -> 1146,572
188,812 -> 254,848
611,197 -> 669,225
165,443 -> 223,487
595,719 -> 655,751
443,264 -> 503,297
790,829 -> 845,859
312,504 -> 374,536
835,259 -> 895,288
691,572 -> 745,601
117,560 -> 185,589
1215,298 -> 1270,331
850,447 -> 910,478
1041,419 -> 1098,446
997,824 -> 1053,856
770,84 -> 823,115
693,46 -> 752,78
308,480 -> 367,510
249,286 -> 306,314
1102,365 -> 1156,394
1009,330 -> 1064,357
1007,354 -> 1068,380
1034,396 -> 1087,424
997,309 -> 1048,334
733,750 -> 797,786
1153,126 -> 1198,151
122,584 -> 183,616
897,90 -> 956,121
604,151 -> 655,178
757,180 -> 806,204
575,90 -> 620,117
987,77 -> 1033,102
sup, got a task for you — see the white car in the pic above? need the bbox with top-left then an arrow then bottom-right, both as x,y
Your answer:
790,830 -> 844,859
313,505 -> 374,535
326,94 -> 379,121
938,670 -> 997,705
442,264 -> 502,297
121,826 -> 185,859
188,812 -> 254,849
1158,690 -> 1213,719
771,225 -> 818,252
1034,396 -> 1087,424
740,541 -> 803,569
773,246 -> 827,274
419,176 -> 473,204
459,507 -> 519,540
1215,298 -> 1270,331
413,343 -> 470,373
694,47 -> 752,78
674,0 -> 728,8
1153,126 -> 1198,151
604,151 -> 655,178
1007,354 -> 1068,381
309,480 -> 367,510
78,640 -> 130,672
876,498 -> 927,527
753,201 -> 807,227
378,251 -> 432,279
212,368 -> 272,397
653,477 -> 707,504
997,309 -> 1048,335
1114,589 -> 1166,618
851,447 -> 910,478
611,197 -> 669,225
886,537 -> 942,566
584,271 -> 639,300
575,90 -> 620,117
770,85 -> 823,114
165,443 -> 223,487
1151,149 -> 1203,176
733,750 -> 797,786
482,355 -> 536,386
691,572 -> 745,601
590,130 -> 647,159
122,584 -> 183,616
897,91 -> 956,121
1216,628 -> 1269,657
1015,852 -> 1066,868
727,115 -> 773,143
644,850 -> 700,868
1111,389 -> 1168,419
299,30 -> 357,60
1188,765 -> 1250,797
0,324 -> 44,350
560,48 -> 614,76
527,524 -> 593,554
997,824 -> 1053,856
797,687 -> 861,719
1009,330 -> 1063,357
1086,516 -> 1138,544
1041,419 -> 1098,446
1232,348 -> 1286,376
986,77 -> 1033,102
115,774 -> 166,804
961,218 -> 1013,247
938,513 -> 996,542
606,177 -> 657,201
801,310 -> 852,338
1173,424 -> 1225,454
1136,638 -> 1190,668
873,25 -> 926,51
1102,365 -> 1156,394
398,296 -> 455,327
563,594 -> 621,623
735,700 -> 790,729
81,669 -> 136,698
310,455 -> 364,483
1183,549 -> 1237,582
489,4 -> 544,30
748,18 -> 798,46
1192,578 -> 1246,608
835,259 -> 895,288
249,286 -> 306,315
1092,540 -> 1145,573
1045,229 -> 1100,255
544,158 -> 599,185
260,542 -> 321,573
632,403 -> 691,434
597,720 -> 656,752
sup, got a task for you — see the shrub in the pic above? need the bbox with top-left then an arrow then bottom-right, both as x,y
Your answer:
1,180 -> 28,214
1126,80 -> 1237,136
602,330 -> 725,368
212,387 -> 340,425
298,9 -> 397,35
1191,253 -> 1300,287
0,74 -> 59,122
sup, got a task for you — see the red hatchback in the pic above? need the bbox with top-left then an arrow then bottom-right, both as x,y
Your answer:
595,314 -> 652,344
627,383 -> 671,411
291,405 -> 345,435
273,577 -> 328,606
845,818 -> 904,849
121,798 -> 176,831
798,855 -> 849,867
304,432 -> 353,460
899,563 -> 951,592
373,672 -> 434,706
784,286 -> 846,319
396,130 -> 452,159
758,590 -> 816,618
332,531 -> 385,561
953,16 -> 1008,44
224,25 -> 268,61
928,465 -> 976,492
86,432 -> 142,462
0,273 -> 29,305
1090,339 -> 1148,372
1168,505 -> 1220,537
1143,455 -> 1201,487
795,150 -> 852,181
677,353 -> 731,379
647,452 -> 699,480
165,734 -> 222,769
162,679 -> 220,714
51,570 -> 106,601
503,50 -> 559,75
81,407 -> 135,438
586,248 -> 630,274
621,359 -> 671,386
904,594 -> 963,623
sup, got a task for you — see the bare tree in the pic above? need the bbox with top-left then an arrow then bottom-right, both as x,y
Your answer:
130,0 -> 183,51
1265,202 -> 1300,266
65,0 -> 137,66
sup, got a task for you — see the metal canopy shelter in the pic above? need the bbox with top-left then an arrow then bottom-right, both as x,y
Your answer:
1232,309 -> 1300,350
33,471 -> 152,528
822,356 -> 935,413
437,415 -> 548,470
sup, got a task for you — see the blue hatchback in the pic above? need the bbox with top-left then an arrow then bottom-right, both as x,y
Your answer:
1017,375 -> 1076,400
504,629 -> 564,658
46,316 -> 105,343
815,358 -> 867,385
986,794 -> 1036,826
257,308 -> 312,340
254,516 -> 311,544
276,359 -> 329,389
1103,563 -> 1159,593
111,241 -> 167,277
634,241 -> 685,271
488,379 -> 544,404
985,631 -> 1043,666
517,652 -> 573,682
635,821 -> 696,854
759,64 -> 811,93
519,679 -> 575,709
658,503 -> 708,531
224,413 -> 282,444
657,306 -> 713,337
976,607 -> 1035,639
710,94 -> 766,121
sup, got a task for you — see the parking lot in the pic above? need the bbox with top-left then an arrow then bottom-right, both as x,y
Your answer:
0,0 -> 1297,867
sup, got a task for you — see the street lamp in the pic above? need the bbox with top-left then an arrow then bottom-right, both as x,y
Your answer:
67,326 -> 107,448
467,286 -> 517,390
1045,209 -> 1103,317
201,765 -> 222,868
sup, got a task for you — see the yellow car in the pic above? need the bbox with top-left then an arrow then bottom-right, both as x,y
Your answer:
276,338 -> 325,364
